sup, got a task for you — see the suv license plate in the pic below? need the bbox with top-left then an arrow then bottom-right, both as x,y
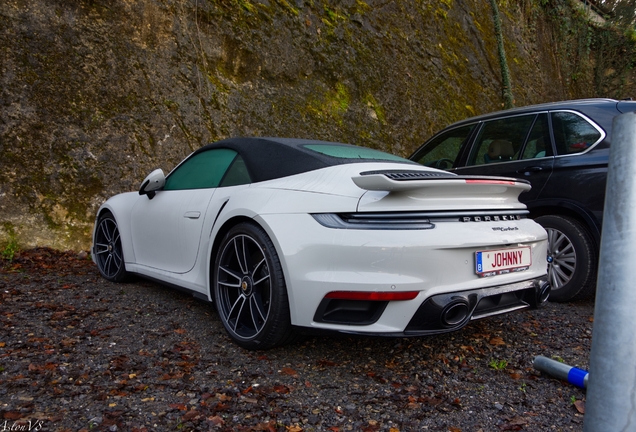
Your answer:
475,246 -> 531,277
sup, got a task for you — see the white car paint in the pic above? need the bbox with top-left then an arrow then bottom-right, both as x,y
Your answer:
93,141 -> 549,349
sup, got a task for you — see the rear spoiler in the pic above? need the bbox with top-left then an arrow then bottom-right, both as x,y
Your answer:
352,170 -> 531,192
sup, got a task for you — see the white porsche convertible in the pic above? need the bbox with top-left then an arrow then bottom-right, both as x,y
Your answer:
92,137 -> 550,349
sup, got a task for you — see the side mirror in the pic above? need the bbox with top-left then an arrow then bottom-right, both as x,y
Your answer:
139,169 -> 165,199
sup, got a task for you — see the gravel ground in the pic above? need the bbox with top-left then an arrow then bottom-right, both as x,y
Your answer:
0,248 -> 593,432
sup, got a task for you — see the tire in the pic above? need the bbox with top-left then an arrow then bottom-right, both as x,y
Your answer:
94,211 -> 131,282
213,222 -> 296,350
535,215 -> 596,302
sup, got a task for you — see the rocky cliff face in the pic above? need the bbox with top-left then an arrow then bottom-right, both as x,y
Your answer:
0,0 -> 632,251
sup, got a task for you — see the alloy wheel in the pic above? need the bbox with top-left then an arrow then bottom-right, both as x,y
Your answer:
94,216 -> 124,280
545,227 -> 576,291
216,234 -> 272,340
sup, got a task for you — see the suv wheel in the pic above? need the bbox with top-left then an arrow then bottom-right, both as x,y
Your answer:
535,215 -> 596,302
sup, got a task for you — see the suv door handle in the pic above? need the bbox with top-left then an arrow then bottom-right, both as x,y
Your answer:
517,166 -> 543,174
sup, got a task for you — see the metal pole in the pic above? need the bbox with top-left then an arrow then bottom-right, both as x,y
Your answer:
584,111 -> 636,431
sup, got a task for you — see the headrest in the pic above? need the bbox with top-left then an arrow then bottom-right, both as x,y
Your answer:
488,140 -> 514,158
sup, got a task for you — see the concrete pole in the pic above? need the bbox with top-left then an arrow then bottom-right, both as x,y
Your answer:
584,111 -> 636,431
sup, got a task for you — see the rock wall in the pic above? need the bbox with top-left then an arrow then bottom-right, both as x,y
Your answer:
0,0 -> 632,251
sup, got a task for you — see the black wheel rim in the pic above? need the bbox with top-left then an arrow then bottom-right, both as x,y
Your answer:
94,217 -> 124,279
217,234 -> 272,339
545,227 -> 576,291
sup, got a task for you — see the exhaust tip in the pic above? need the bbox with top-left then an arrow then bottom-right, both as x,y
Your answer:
538,282 -> 551,305
441,299 -> 470,327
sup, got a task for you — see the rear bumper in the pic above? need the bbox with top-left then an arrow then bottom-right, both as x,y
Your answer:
403,276 -> 550,335
316,276 -> 550,337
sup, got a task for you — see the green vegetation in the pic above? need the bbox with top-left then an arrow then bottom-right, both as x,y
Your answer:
1,223 -> 19,261
305,82 -> 351,126
488,359 -> 508,371
489,0 -> 514,109
539,0 -> 636,97
363,93 -> 387,125
323,6 -> 347,27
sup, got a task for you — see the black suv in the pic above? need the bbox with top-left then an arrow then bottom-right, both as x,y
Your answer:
410,98 -> 636,302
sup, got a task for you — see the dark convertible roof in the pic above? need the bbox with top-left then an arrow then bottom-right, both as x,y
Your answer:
193,137 -> 414,183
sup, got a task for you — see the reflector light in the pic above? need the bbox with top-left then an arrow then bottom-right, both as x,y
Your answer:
324,291 -> 419,301
465,179 -> 516,185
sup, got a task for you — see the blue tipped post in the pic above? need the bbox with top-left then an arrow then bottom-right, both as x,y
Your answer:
533,355 -> 588,389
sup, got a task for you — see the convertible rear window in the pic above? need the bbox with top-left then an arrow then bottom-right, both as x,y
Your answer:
303,144 -> 408,162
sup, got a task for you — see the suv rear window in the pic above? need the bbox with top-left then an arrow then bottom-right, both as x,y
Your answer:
551,112 -> 602,155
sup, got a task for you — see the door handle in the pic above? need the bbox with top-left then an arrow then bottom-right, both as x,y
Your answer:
184,211 -> 201,219
516,166 -> 543,174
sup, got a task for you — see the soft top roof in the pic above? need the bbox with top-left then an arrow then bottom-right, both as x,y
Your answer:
193,137 -> 415,183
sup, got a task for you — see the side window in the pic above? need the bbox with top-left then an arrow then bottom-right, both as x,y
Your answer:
468,114 -> 536,166
412,124 -> 475,169
220,155 -> 251,187
551,112 -> 602,155
520,114 -> 552,159
164,149 -> 240,190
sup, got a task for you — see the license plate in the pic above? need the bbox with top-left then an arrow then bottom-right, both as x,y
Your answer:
475,246 -> 531,277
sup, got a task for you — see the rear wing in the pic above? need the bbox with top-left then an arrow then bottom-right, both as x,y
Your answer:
352,170 -> 531,193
